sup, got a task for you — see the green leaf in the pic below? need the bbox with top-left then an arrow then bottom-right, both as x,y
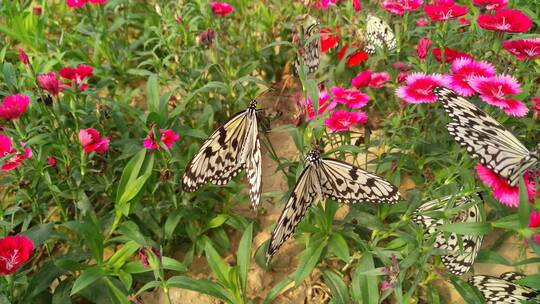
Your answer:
135,281 -> 161,296
204,240 -> 232,287
146,74 -> 160,114
328,233 -> 350,263
107,241 -> 141,271
102,277 -> 129,304
448,275 -> 484,303
21,261 -> 64,303
167,276 -> 235,304
207,214 -> 229,230
516,274 -> 540,290
118,221 -> 148,245
491,214 -> 520,231
476,250 -> 511,266
237,223 -> 253,295
294,234 -> 326,285
164,209 -> 183,239
20,223 -> 52,246
321,269 -> 349,304
70,267 -> 106,296
3,62 -> 17,91
518,178 -> 530,228
352,252 -> 379,304
304,79 -> 319,115
437,222 -> 492,235
263,278 -> 293,304
162,256 -> 188,272
427,284 -> 440,304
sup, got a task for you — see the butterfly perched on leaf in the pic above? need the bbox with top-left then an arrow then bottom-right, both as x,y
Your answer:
434,87 -> 540,186
364,15 -> 396,54
470,272 -> 540,304
182,99 -> 262,209
412,194 -> 483,276
292,15 -> 321,77
266,149 -> 400,262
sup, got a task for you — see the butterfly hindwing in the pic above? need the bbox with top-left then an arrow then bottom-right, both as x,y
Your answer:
293,16 -> 321,76
365,15 -> 396,54
470,273 -> 540,304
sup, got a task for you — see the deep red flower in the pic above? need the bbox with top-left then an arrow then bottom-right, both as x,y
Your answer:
200,28 -> 216,48
321,28 -> 339,52
532,97 -> 540,116
473,0 -> 508,10
338,44 -> 368,67
47,156 -> 57,167
477,9 -> 533,33
0,95 -> 30,120
33,6 -> 42,16
432,47 -> 473,63
416,37 -> 431,61
424,1 -> 468,22
79,128 -> 109,154
502,39 -> 540,60
210,2 -> 234,16
0,235 -> 33,275
352,70 -> 372,88
18,48 -> 29,65
38,72 -> 64,96
59,64 -> 93,91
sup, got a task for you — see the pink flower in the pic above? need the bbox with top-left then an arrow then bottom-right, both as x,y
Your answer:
473,0 -> 508,11
33,6 -> 42,16
210,2 -> 234,16
330,87 -> 370,108
314,0 -> 337,9
18,48 -> 29,65
476,164 -> 538,207
469,75 -> 528,116
160,129 -> 180,148
528,211 -> 540,244
324,110 -> 368,132
369,72 -> 391,88
352,70 -> 372,88
416,17 -> 429,26
502,39 -> 540,60
47,156 -> 57,167
380,281 -> 395,291
477,9 -> 533,33
79,128 -> 109,154
0,235 -> 34,275
448,57 -> 496,96
0,136 -> 31,171
352,0 -> 361,11
143,132 -> 158,150
395,73 -> 451,104
88,0 -> 107,3
299,91 -> 336,120
139,247 -> 161,268
381,0 -> 423,16
59,64 -> 93,91
432,47 -> 473,63
321,28 -> 340,53
532,97 -> 540,116
0,94 -> 30,120
416,38 -> 431,61
37,72 -> 64,96
424,1 -> 468,22
66,0 -> 86,8
337,44 -> 368,67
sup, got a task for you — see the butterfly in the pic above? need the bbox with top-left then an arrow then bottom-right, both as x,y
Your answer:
470,272 -> 540,303
364,14 -> 396,54
182,99 -> 262,209
434,87 -> 540,186
293,15 -> 321,77
411,194 -> 483,276
266,149 -> 400,262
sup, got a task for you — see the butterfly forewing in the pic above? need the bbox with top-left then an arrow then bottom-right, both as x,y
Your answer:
293,16 -> 321,76
365,15 -> 396,54
470,274 -> 540,304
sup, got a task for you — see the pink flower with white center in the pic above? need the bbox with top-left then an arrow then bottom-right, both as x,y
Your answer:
473,0 -> 508,11
79,128 -> 109,154
416,17 -> 429,26
502,39 -> 540,61
416,38 -> 431,61
395,73 -> 451,104
448,57 -> 496,96
37,72 -> 64,96
0,235 -> 34,275
381,0 -> 423,16
528,211 -> 540,244
330,87 -> 370,108
160,129 -> 179,149
210,2 -> 234,16
0,94 -> 30,120
424,1 -> 468,22
476,164 -> 539,207
369,72 -> 391,88
324,110 -> 368,132
469,75 -> 528,116
352,70 -> 372,89
477,9 -> 533,33
298,91 -> 336,120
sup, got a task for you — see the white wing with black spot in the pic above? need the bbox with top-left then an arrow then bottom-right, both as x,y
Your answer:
365,15 -> 396,54
470,272 -> 540,304
293,16 -> 321,76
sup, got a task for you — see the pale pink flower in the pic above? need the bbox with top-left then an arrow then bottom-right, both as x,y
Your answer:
0,95 -> 30,120
351,70 -> 372,89
37,72 -> 64,96
395,73 -> 451,104
324,110 -> 368,132
79,128 -> 109,154
469,75 -> 528,116
448,57 -> 496,96
369,72 -> 391,88
330,87 -> 370,108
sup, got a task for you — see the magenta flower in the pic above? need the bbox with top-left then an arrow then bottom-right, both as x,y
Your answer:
528,211 -> 540,244
397,72 -> 408,83
352,0 -> 361,11
369,72 -> 391,88
532,97 -> 540,116
210,2 -> 234,16
0,235 -> 34,275
38,72 -> 64,96
476,164 -> 538,207
330,87 -> 370,108
396,73 -> 451,104
160,129 -> 180,148
381,0 -> 423,16
18,48 -> 29,65
59,64 -> 93,91
416,17 -> 429,27
0,94 -> 30,120
298,91 -> 336,120
469,75 -> 528,116
0,135 -> 31,171
416,38 -> 431,61
143,132 -> 158,150
473,0 -> 508,10
314,0 -> 337,9
380,281 -> 395,291
502,39 -> 540,61
424,1 -> 468,22
79,128 -> 109,154
352,70 -> 372,89
477,9 -> 533,33
324,110 -> 368,132
448,57 -> 496,97
66,0 -> 86,8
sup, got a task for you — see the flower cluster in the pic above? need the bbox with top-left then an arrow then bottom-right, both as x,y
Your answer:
144,129 -> 180,150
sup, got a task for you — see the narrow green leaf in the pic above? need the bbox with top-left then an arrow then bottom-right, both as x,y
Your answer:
321,269 -> 349,304
107,241 -> 141,271
427,284 -> 440,304
518,178 -> 530,228
437,222 -> 492,235
263,278 -> 293,304
3,62 -> 17,91
352,252 -> 379,304
294,235 -> 326,285
167,276 -> 235,304
70,267 -> 106,296
162,256 -> 188,272
328,233 -> 350,263
164,209 -> 183,239
118,221 -> 148,245
146,74 -> 159,114
237,223 -> 253,295
102,277 -> 130,304
475,250 -> 511,266
516,274 -> 540,290
448,275 -> 484,303
204,240 -> 232,287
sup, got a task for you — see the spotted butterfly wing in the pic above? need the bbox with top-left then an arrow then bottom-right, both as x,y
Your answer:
364,15 -> 396,54
293,16 -> 321,77
412,195 -> 483,276
434,87 -> 540,186
266,149 -> 400,262
470,272 -> 540,304
182,100 -> 262,209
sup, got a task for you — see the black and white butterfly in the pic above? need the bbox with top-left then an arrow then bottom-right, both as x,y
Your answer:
412,194 -> 483,276
364,14 -> 396,54
182,100 -> 262,209
470,272 -> 540,303
434,87 -> 540,186
293,15 -> 321,77
266,149 -> 400,261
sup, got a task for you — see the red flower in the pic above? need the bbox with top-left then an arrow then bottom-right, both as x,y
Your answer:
79,128 -> 109,154
532,97 -> 540,116
33,6 -> 42,16
424,1 -> 468,22
321,28 -> 339,52
352,70 -> 372,88
477,9 -> 533,33
416,37 -> 431,61
0,235 -> 34,275
47,156 -> 57,167
352,0 -> 361,11
369,72 -> 391,88
160,129 -> 180,149
38,72 -> 64,96
338,44 -> 368,67
0,136 -> 32,171
416,17 -> 429,26
381,0 -> 423,16
473,0 -> 508,10
59,64 -> 93,91
200,28 -> 216,48
210,2 -> 234,16
528,211 -> 540,244
432,47 -> 473,63
18,48 -> 29,65
502,39 -> 540,60
0,94 -> 30,120
458,17 -> 471,25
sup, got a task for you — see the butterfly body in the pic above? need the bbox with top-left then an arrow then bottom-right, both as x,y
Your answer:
434,87 -> 540,186
365,15 -> 396,54
470,272 -> 540,303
